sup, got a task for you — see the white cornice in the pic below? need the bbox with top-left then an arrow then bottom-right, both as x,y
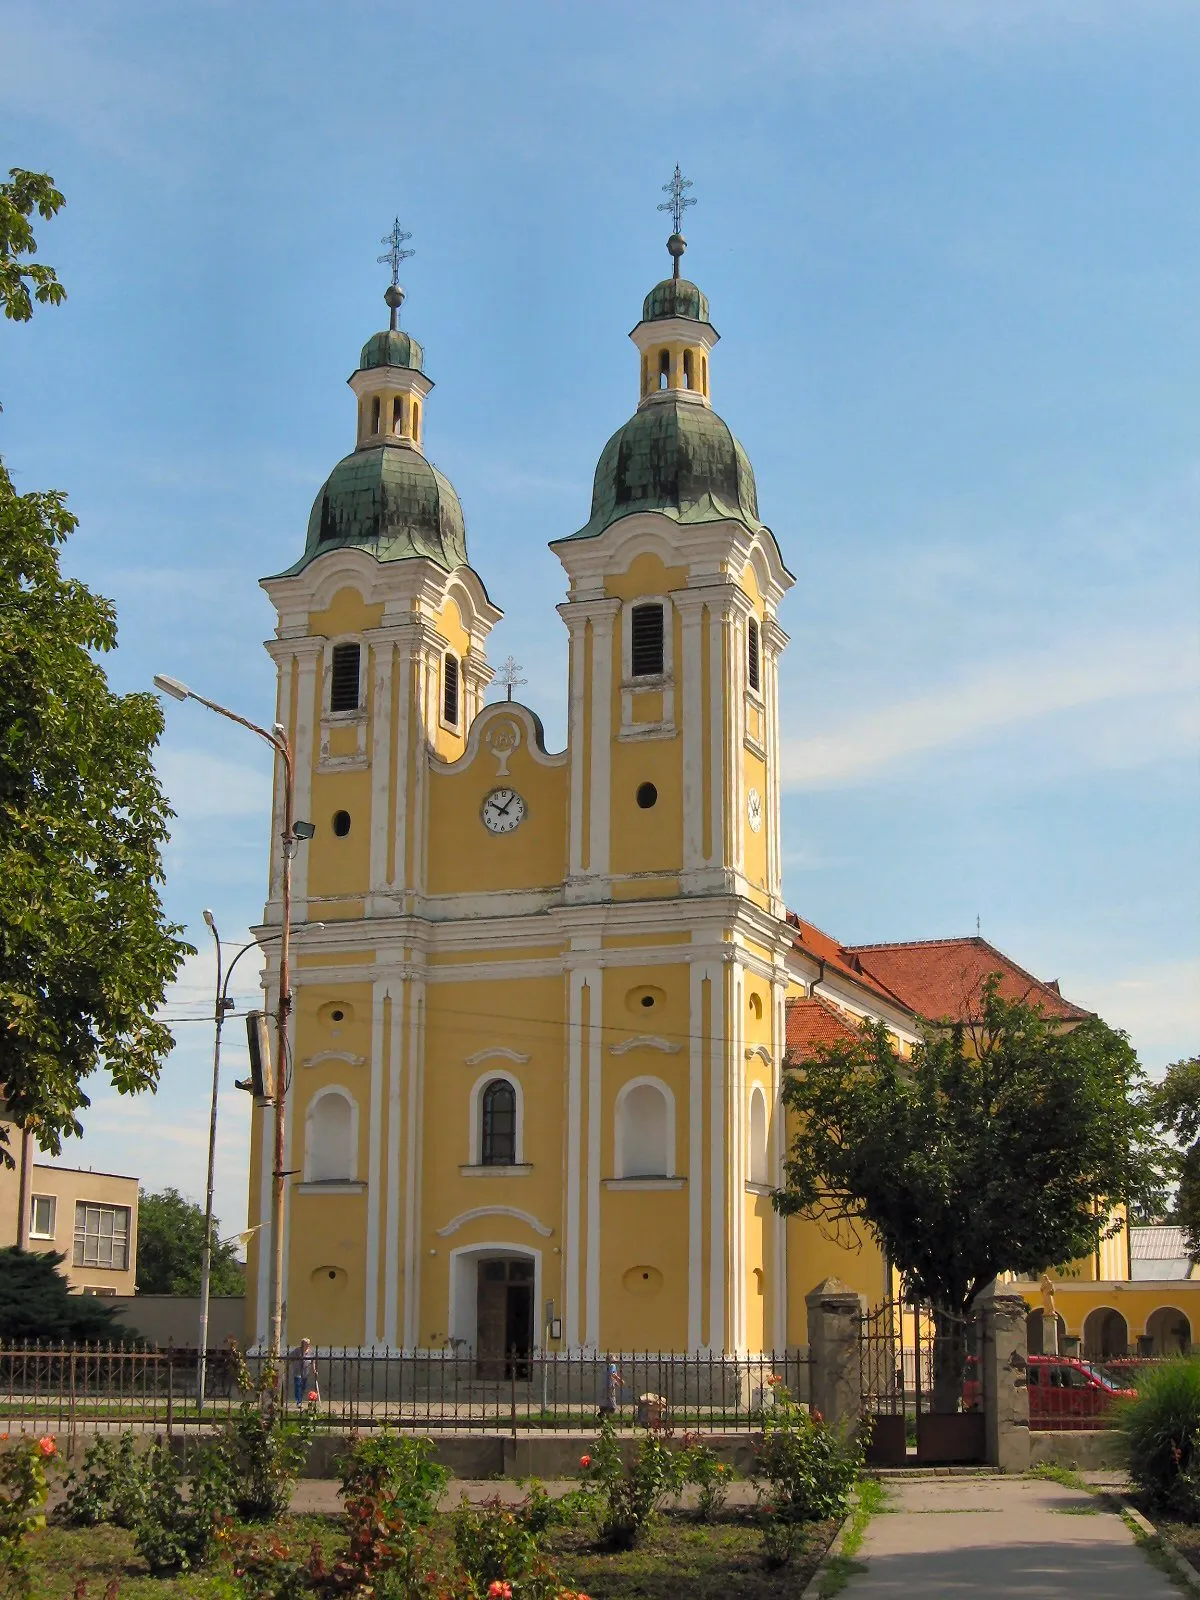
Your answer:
608,1034 -> 682,1057
435,1205 -> 553,1239
301,1050 -> 366,1070
464,1046 -> 531,1067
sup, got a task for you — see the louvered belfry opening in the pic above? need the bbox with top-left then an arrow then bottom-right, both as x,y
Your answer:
443,653 -> 460,726
329,643 -> 361,712
747,617 -> 761,692
630,602 -> 665,678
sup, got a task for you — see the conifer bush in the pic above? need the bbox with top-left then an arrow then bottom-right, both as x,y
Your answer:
1120,1357 -> 1200,1520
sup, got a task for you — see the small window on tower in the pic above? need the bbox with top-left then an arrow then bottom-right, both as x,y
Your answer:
392,396 -> 404,435
630,603 -> 665,679
329,643 -> 361,713
747,618 -> 761,693
658,349 -> 670,390
683,350 -> 693,389
412,400 -> 420,439
443,653 -> 460,728
702,354 -> 708,394
371,398 -> 381,434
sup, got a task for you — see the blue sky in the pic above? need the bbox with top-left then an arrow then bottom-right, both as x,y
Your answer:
3,0 -> 1197,1239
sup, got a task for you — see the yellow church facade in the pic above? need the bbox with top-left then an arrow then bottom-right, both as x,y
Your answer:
242,225 -> 926,1359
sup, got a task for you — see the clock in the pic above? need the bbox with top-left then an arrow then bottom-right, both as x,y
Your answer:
481,788 -> 526,834
746,787 -> 763,834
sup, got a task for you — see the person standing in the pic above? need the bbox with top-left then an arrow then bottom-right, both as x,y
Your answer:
598,1353 -> 623,1418
288,1336 -> 320,1405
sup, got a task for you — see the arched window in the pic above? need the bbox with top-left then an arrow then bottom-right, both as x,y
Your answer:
747,618 -> 761,693
748,1086 -> 769,1186
329,642 -> 361,713
412,400 -> 421,440
443,653 -> 460,728
701,355 -> 708,394
392,395 -> 404,435
371,397 -> 381,434
306,1089 -> 355,1182
683,350 -> 693,389
658,349 -> 670,390
481,1079 -> 516,1166
616,1080 -> 674,1178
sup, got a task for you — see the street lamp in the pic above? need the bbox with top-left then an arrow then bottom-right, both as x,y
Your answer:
195,913 -> 323,1408
153,673 -> 313,1361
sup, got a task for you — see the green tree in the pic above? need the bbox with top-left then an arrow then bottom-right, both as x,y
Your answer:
0,1246 -> 134,1342
1148,1055 -> 1200,1261
774,978 -> 1165,1409
1,169 -> 191,1161
136,1187 -> 244,1296
0,168 -> 65,328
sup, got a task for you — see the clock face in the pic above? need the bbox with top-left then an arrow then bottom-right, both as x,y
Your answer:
746,787 -> 763,834
481,788 -> 526,834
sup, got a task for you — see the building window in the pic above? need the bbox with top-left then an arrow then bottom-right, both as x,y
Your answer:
747,617 -> 761,693
329,643 -> 361,713
616,1080 -> 673,1178
748,1086 -> 769,1186
701,354 -> 708,394
481,1079 -> 517,1166
658,349 -> 669,390
371,397 -> 381,434
443,653 -> 460,728
73,1203 -> 130,1271
392,395 -> 404,435
683,350 -> 693,389
630,603 -> 665,678
411,400 -> 420,440
29,1194 -> 56,1239
306,1089 -> 356,1182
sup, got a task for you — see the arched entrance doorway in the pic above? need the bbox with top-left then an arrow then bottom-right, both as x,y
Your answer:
1146,1306 -> 1191,1356
1082,1306 -> 1128,1359
1028,1309 -> 1068,1356
448,1244 -> 538,1379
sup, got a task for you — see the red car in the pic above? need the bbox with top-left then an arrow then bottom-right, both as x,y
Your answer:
964,1355 -> 1136,1424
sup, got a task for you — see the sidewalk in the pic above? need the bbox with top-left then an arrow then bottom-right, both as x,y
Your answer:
840,1475 -> 1177,1597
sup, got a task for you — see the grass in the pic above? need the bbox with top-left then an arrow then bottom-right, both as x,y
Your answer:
1025,1462 -> 1090,1492
26,1505 -> 841,1599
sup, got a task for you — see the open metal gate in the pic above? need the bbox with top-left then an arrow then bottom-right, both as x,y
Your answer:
859,1299 -> 986,1465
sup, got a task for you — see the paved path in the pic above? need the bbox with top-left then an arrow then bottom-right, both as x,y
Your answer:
842,1475 -> 1176,1598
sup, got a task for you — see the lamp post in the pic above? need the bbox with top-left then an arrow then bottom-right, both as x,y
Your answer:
195,914 -> 324,1407
154,673 -> 309,1361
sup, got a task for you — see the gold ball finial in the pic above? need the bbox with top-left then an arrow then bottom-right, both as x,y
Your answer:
667,232 -> 686,280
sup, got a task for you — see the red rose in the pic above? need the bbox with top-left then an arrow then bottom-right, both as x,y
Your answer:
579,1454 -> 591,1468
37,1435 -> 56,1458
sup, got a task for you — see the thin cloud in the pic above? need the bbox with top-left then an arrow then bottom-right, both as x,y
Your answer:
157,748 -> 273,821
781,630 -> 1200,790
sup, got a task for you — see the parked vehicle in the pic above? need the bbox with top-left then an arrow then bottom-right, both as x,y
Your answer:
963,1355 -> 1136,1425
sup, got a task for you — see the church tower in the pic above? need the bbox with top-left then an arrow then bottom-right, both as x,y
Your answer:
247,188 -> 797,1361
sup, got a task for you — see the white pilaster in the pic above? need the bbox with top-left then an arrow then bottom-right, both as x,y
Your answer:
364,977 -> 387,1342
584,971 -> 603,1349
687,960 -> 706,1349
675,590 -> 707,875
383,982 -> 405,1347
291,646 -> 320,910
771,978 -> 788,1351
401,978 -> 426,1350
364,631 -> 394,894
564,968 -> 585,1348
707,961 -> 726,1352
587,603 -> 620,882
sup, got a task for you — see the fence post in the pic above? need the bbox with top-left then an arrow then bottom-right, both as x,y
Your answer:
973,1285 -> 1030,1473
805,1278 -> 867,1433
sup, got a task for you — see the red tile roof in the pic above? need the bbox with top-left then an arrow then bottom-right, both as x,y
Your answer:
785,913 -> 909,1009
843,936 -> 1092,1024
785,994 -> 865,1057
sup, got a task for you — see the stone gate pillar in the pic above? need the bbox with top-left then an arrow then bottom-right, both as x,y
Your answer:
974,1285 -> 1030,1472
805,1278 -> 866,1431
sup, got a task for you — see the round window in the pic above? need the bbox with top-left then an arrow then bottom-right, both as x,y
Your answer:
332,810 -> 351,837
636,782 -> 658,809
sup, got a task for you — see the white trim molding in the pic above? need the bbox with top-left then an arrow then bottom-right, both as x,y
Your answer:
296,1180 -> 366,1196
603,1177 -> 686,1191
744,1044 -> 772,1065
437,1206 -> 553,1239
609,1034 -> 682,1056
302,1050 -> 366,1070
465,1046 -> 531,1067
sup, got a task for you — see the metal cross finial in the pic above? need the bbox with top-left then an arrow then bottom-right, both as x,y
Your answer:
378,217 -> 415,287
658,164 -> 696,237
496,656 -> 527,703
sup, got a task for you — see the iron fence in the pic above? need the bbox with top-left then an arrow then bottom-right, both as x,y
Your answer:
0,1343 -> 810,1445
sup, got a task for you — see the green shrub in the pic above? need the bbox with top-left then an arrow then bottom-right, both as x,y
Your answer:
577,1414 -> 688,1549
752,1389 -> 862,1565
60,1431 -> 149,1528
1119,1357 -> 1200,1520
0,1433 -> 57,1598
337,1431 -> 448,1525
219,1345 -> 318,1521
132,1438 -> 232,1576
452,1495 -> 542,1594
678,1433 -> 734,1521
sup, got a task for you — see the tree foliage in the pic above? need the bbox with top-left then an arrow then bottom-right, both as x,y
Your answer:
1,168 -> 191,1159
0,169 -> 65,328
136,1187 -> 244,1296
1149,1055 -> 1200,1262
0,1246 -> 134,1343
775,978 -> 1165,1319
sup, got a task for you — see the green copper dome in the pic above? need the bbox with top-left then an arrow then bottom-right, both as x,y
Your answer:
358,328 -> 424,372
279,442 -> 467,576
569,396 -> 766,542
641,277 -> 710,325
